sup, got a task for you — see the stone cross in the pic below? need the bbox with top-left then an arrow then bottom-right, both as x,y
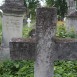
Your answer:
34,7 -> 57,77
10,7 -> 77,77
34,7 -> 77,77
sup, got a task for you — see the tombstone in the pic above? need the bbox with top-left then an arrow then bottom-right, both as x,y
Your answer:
65,0 -> 77,33
1,0 -> 26,47
65,11 -> 77,33
66,0 -> 76,15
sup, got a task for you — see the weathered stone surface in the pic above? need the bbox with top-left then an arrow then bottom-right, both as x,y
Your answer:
0,47 -> 10,60
10,38 -> 36,60
54,38 -> 77,60
66,0 -> 76,15
1,0 -> 26,14
65,11 -> 77,33
1,0 -> 26,47
2,14 -> 23,47
10,37 -> 77,61
34,7 -> 57,77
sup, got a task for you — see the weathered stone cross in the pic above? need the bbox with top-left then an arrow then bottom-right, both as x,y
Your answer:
34,7 -> 77,77
10,7 -> 77,77
2,0 -> 77,77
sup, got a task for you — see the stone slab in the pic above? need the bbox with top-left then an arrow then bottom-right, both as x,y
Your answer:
2,14 -> 23,47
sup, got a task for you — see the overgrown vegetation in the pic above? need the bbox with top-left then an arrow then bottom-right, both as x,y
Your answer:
0,60 -> 77,77
23,20 -> 35,38
0,60 -> 34,77
56,21 -> 77,38
54,61 -> 77,77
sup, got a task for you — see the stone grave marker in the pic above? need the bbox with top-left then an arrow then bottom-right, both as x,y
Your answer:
1,0 -> 26,47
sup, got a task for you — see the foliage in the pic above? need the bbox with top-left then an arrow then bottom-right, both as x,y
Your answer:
56,24 -> 67,38
23,26 -> 32,38
46,0 -> 68,20
24,0 -> 68,19
55,0 -> 67,19
45,0 -> 68,19
56,23 -> 77,38
24,0 -> 39,19
23,20 -> 36,38
0,60 -> 77,77
54,61 -> 77,77
0,60 -> 34,77
67,27 -> 76,38
46,0 -> 54,7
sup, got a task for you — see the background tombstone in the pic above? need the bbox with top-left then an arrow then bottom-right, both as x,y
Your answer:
1,0 -> 26,47
34,7 -> 57,77
65,0 -> 77,33
65,11 -> 77,33
66,0 -> 76,15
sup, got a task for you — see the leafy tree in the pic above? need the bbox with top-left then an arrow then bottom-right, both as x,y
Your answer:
46,0 -> 55,7
24,0 -> 39,19
24,0 -> 68,20
46,0 -> 68,20
55,0 -> 67,20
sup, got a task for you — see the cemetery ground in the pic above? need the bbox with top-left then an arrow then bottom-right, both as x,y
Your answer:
0,17 -> 77,77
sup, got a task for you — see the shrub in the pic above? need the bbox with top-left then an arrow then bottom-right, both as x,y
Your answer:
56,24 -> 67,38
56,24 -> 77,38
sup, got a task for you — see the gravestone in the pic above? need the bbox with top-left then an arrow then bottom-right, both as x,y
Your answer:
65,11 -> 77,33
34,7 -> 57,77
66,0 -> 76,15
1,0 -> 26,47
65,0 -> 77,33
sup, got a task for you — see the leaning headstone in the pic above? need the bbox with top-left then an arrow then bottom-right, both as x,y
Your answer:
34,7 -> 57,77
1,0 -> 26,47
